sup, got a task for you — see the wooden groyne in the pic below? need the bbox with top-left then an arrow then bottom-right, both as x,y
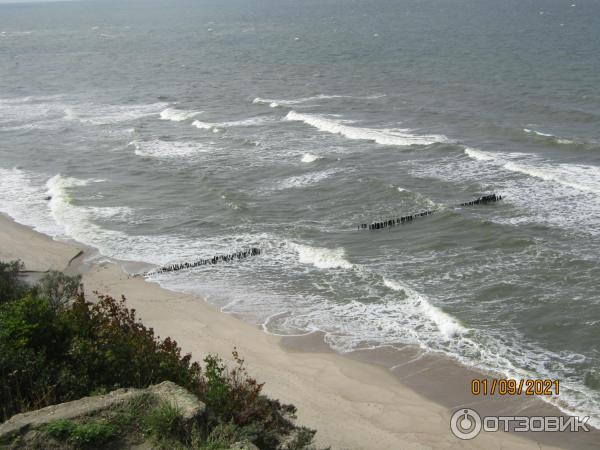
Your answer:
358,193 -> 502,231
144,248 -> 262,276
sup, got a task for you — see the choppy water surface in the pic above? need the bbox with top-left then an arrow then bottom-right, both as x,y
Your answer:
1,0 -> 599,426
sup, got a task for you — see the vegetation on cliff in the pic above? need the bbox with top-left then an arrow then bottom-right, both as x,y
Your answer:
0,260 -> 320,449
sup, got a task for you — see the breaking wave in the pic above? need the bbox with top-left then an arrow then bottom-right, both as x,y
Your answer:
252,93 -> 385,108
301,153 -> 320,163
523,128 -> 576,145
382,278 -> 466,339
287,242 -> 354,269
192,116 -> 274,131
284,111 -> 448,146
159,107 -> 203,122
464,148 -> 600,195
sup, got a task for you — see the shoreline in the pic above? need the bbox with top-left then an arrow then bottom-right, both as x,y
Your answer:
0,212 -> 596,449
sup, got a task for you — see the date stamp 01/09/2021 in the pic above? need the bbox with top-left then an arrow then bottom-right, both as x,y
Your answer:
471,378 -> 560,396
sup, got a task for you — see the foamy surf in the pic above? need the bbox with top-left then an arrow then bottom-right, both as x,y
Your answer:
503,161 -> 600,195
464,148 -> 600,195
383,278 -> 466,339
285,111 -> 448,146
288,242 -> 353,269
252,93 -> 385,108
523,128 -> 576,145
130,139 -> 210,159
301,153 -> 319,163
160,107 -> 202,122
0,167 -> 63,236
66,102 -> 168,125
43,174 -> 219,266
464,147 -> 495,161
276,169 -> 337,190
193,116 -> 274,131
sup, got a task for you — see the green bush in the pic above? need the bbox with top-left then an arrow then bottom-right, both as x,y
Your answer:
197,350 -> 303,450
45,418 -> 117,447
0,261 -> 319,449
45,419 -> 76,439
33,271 -> 82,310
143,401 -> 185,440
0,260 -> 26,304
0,280 -> 201,421
70,421 -> 117,447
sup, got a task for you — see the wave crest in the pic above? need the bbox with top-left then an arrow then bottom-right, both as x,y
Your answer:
160,108 -> 202,122
288,242 -> 353,269
285,111 -> 448,146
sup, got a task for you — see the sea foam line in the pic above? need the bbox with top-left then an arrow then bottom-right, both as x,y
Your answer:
160,107 -> 203,122
192,116 -> 273,132
523,128 -> 576,145
130,139 -> 210,159
253,93 -> 385,108
464,148 -> 600,195
284,111 -> 448,146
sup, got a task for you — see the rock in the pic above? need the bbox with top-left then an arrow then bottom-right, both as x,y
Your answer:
0,381 -> 205,442
148,381 -> 206,421
0,387 -> 139,440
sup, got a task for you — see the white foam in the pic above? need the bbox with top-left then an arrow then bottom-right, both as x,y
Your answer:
524,128 -> 550,137
70,102 -> 168,125
276,169 -> 337,190
465,148 -> 600,196
0,30 -> 33,38
63,107 -> 77,121
0,100 -> 65,126
253,94 -> 347,106
464,147 -> 495,161
191,120 -> 214,130
301,153 -> 319,163
159,107 -> 202,122
502,161 -> 600,195
460,147 -> 600,235
43,174 -> 213,265
523,128 -> 575,145
465,148 -> 600,194
383,278 -> 466,339
0,98 -> 168,128
252,93 -> 385,107
0,167 -> 63,236
88,206 -> 134,221
285,111 -> 448,146
192,116 -> 273,131
288,242 -> 353,269
130,139 -> 210,159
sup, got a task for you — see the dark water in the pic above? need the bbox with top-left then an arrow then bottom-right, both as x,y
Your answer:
1,0 -> 599,425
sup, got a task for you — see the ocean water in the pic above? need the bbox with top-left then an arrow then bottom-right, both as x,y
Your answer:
1,0 -> 599,426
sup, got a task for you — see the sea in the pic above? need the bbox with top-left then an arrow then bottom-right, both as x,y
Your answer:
1,0 -> 599,427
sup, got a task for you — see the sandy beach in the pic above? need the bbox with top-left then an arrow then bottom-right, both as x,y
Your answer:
1,212 -> 596,450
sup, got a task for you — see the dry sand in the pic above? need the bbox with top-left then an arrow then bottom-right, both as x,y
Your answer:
1,213 -> 594,449
0,214 -> 82,272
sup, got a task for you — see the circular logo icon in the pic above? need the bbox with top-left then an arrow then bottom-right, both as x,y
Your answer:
450,408 -> 482,440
